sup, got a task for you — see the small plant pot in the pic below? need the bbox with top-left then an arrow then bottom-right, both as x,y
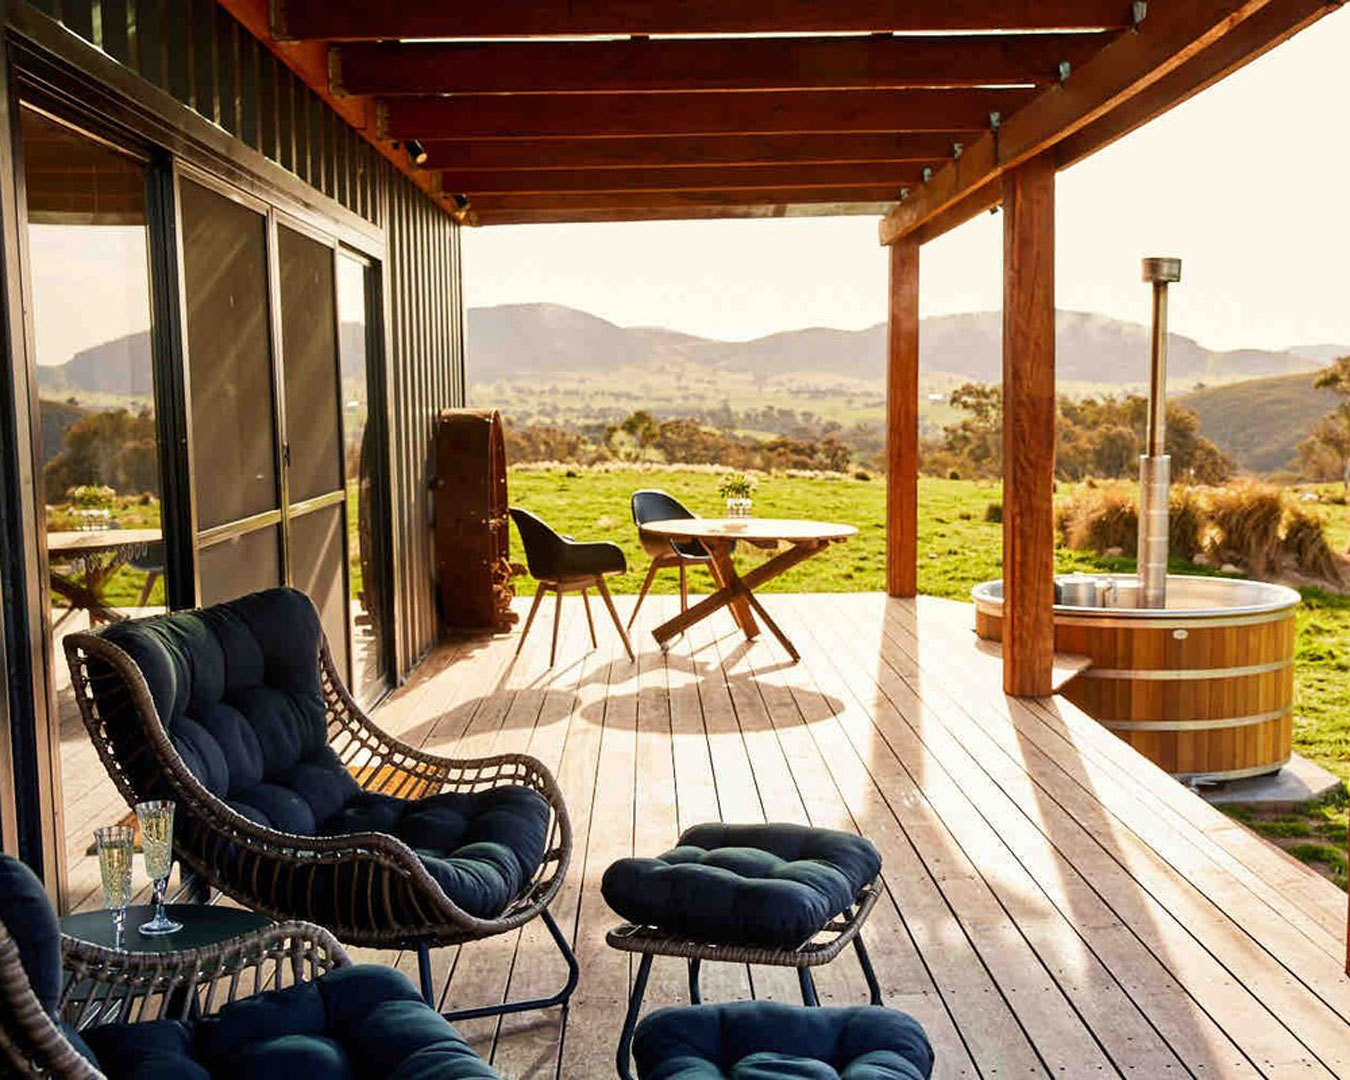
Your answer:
725,497 -> 753,518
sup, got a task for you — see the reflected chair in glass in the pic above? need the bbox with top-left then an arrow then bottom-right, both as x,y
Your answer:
510,507 -> 634,665
0,854 -> 501,1079
63,587 -> 576,1024
626,489 -> 729,631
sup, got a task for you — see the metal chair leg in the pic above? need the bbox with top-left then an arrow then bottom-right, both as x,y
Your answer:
416,941 -> 436,1007
853,934 -> 883,1005
515,582 -> 547,658
440,908 -> 580,1022
687,957 -> 702,1004
617,952 -> 653,1080
797,966 -> 820,1007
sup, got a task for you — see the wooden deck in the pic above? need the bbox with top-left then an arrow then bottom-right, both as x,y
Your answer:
59,591 -> 1350,1078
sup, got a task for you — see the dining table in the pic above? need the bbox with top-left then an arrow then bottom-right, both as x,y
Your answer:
46,527 -> 162,626
638,517 -> 857,662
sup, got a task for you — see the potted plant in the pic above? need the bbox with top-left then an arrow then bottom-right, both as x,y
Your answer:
718,472 -> 756,518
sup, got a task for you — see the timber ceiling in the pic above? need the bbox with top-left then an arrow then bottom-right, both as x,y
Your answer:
255,1 -> 1338,234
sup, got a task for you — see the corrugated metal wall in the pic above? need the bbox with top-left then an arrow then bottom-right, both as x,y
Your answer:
386,184 -> 465,675
25,0 -> 465,676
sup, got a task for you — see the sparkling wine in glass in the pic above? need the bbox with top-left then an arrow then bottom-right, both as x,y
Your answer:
93,825 -> 133,947
134,800 -> 182,936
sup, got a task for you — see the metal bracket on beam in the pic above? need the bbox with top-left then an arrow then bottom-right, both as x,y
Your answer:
989,112 -> 1002,131
1058,61 -> 1072,84
1132,2 -> 1149,29
922,167 -> 933,183
952,142 -> 964,160
898,188 -> 909,202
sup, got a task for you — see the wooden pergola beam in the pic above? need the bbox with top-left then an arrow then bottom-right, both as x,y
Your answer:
277,1 -> 1139,40
879,0 -> 1331,245
383,89 -> 1033,141
470,203 -> 895,226
439,162 -> 927,197
462,187 -> 909,214
335,34 -> 1114,97
420,134 -> 964,172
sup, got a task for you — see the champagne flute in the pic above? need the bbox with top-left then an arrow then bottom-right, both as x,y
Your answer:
93,825 -> 133,947
134,800 -> 182,936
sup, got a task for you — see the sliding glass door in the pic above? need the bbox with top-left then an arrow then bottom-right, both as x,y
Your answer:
178,175 -> 355,679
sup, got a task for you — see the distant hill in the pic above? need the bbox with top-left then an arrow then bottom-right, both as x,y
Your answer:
467,302 -> 1326,386
1180,371 -> 1342,473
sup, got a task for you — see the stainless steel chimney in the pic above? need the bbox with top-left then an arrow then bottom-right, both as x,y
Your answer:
1138,257 -> 1182,609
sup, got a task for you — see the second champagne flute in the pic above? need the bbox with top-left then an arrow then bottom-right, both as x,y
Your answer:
134,799 -> 182,936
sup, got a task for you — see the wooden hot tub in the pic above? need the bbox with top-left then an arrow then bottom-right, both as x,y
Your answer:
973,574 -> 1300,780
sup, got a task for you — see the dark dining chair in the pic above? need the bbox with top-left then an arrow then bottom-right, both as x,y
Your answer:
627,489 -> 721,630
510,507 -> 634,665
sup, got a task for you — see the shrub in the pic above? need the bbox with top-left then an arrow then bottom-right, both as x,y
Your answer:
1168,487 -> 1204,563
984,502 -> 1002,524
1059,485 -> 1137,555
1207,482 -> 1284,574
1281,504 -> 1345,585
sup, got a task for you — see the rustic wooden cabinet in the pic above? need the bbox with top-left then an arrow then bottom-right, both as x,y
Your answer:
432,409 -> 518,632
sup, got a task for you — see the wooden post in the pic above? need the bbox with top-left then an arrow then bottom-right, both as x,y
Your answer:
886,237 -> 919,598
1001,155 -> 1056,697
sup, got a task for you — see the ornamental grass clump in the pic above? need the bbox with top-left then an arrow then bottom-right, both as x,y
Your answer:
1058,484 -> 1137,555
1280,503 -> 1345,586
1207,482 -> 1284,574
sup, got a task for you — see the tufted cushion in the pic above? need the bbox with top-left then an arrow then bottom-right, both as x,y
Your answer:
0,854 -> 63,1017
633,1002 -> 933,1080
602,823 -> 880,947
95,588 -> 549,917
84,967 -> 499,1079
322,786 -> 551,919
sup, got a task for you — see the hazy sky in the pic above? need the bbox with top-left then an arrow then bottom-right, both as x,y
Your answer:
463,5 -> 1350,353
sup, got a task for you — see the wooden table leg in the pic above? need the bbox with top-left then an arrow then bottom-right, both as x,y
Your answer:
742,590 -> 800,662
707,542 -> 758,638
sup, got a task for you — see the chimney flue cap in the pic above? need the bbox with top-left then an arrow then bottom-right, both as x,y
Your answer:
1142,257 -> 1182,284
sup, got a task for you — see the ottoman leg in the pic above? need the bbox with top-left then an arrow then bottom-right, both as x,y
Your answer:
853,934 -> 883,1005
797,966 -> 820,1007
687,958 -> 702,1004
617,952 -> 653,1080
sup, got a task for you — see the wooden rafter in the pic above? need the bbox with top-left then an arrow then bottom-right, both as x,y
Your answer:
462,187 -> 915,214
276,1 -> 1140,39
439,163 -> 927,197
334,34 -> 1115,97
469,203 -> 897,226
382,89 -> 1034,141
879,0 -> 1340,244
419,134 -> 964,172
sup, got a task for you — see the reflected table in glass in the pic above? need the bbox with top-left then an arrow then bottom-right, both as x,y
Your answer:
47,528 -> 162,626
638,518 -> 857,663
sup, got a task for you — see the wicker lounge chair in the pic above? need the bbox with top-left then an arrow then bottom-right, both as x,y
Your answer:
0,853 -> 499,1078
63,587 -> 577,1021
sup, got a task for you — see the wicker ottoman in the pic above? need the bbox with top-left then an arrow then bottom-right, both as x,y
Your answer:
603,823 -> 884,1078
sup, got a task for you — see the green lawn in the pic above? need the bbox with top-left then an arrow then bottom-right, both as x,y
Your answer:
510,465 -> 1349,887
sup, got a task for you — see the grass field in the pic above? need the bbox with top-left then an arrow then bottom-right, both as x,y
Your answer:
511,465 -> 1349,886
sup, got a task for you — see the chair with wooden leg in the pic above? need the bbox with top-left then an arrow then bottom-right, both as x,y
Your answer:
627,490 -> 728,631
511,507 -> 635,665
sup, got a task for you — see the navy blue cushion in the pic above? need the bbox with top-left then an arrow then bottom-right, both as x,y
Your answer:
95,589 -> 550,917
633,1002 -> 933,1080
322,786 -> 551,918
602,824 -> 881,947
0,854 -> 62,1016
196,965 -> 498,1079
83,1019 -> 208,1080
